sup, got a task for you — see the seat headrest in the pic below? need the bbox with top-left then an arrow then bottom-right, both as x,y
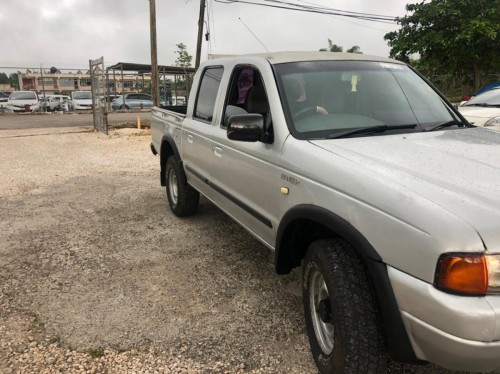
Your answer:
282,78 -> 303,101
245,86 -> 269,114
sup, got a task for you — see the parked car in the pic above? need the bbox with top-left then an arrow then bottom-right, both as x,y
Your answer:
70,91 -> 93,110
458,87 -> 500,131
6,91 -> 40,112
0,92 -> 11,112
44,95 -> 70,111
461,82 -> 500,103
151,52 -> 500,373
111,93 -> 153,110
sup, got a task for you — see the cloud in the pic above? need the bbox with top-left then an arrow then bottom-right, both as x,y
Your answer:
0,0 -> 408,74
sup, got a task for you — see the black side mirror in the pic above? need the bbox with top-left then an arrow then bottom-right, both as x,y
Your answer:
227,114 -> 265,142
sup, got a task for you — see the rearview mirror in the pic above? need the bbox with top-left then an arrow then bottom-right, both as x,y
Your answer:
227,114 -> 265,142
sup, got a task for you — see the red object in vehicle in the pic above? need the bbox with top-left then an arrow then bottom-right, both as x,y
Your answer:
462,95 -> 472,102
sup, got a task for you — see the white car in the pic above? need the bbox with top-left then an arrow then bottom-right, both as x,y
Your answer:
44,95 -> 71,111
7,91 -> 40,112
70,91 -> 93,110
458,88 -> 500,131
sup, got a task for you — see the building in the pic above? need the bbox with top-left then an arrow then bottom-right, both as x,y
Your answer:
17,70 -> 153,96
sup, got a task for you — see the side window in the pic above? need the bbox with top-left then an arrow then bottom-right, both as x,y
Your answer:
222,66 -> 271,130
194,67 -> 224,122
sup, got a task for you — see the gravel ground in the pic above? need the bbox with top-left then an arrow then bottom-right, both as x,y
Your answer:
0,125 -> 471,373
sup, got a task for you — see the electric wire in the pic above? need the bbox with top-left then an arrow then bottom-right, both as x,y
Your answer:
214,0 -> 397,24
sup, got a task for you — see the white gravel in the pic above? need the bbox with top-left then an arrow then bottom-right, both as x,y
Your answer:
0,126 -> 467,374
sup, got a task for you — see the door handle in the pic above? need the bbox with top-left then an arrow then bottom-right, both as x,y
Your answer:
213,146 -> 223,157
187,134 -> 194,143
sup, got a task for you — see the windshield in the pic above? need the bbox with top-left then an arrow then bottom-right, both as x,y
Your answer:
274,61 -> 457,139
72,92 -> 92,100
10,91 -> 37,100
464,89 -> 500,107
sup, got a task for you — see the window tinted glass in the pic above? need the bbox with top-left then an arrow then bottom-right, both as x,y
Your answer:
194,67 -> 224,121
465,89 -> 500,106
275,61 -> 455,139
10,91 -> 37,100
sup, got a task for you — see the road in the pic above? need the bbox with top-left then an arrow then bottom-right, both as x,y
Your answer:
0,111 -> 151,130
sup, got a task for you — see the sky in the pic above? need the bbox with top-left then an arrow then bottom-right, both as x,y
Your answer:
0,0 -> 412,74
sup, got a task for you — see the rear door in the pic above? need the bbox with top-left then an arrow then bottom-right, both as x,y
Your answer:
181,66 -> 225,200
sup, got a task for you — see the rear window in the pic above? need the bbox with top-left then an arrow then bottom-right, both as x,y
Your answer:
73,92 -> 92,100
194,67 -> 224,122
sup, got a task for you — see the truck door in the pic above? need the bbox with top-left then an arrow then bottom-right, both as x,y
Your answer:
208,65 -> 283,247
181,66 -> 225,200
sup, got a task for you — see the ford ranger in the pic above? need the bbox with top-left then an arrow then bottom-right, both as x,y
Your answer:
151,52 -> 500,373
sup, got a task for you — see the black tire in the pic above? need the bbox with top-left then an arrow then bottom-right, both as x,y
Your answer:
120,104 -> 129,110
165,156 -> 199,217
302,238 -> 386,374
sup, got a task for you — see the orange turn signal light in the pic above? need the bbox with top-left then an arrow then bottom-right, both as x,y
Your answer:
435,254 -> 488,296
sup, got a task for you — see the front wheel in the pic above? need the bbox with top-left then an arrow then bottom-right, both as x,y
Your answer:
165,156 -> 199,217
302,239 -> 386,374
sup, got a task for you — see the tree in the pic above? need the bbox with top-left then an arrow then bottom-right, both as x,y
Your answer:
384,0 -> 500,90
319,39 -> 363,53
319,39 -> 343,52
0,73 -> 8,84
174,43 -> 193,68
346,45 -> 363,54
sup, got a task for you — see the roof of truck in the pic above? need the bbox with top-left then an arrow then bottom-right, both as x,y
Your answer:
210,51 -> 403,65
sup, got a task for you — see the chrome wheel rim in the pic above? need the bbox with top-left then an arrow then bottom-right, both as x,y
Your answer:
168,167 -> 178,205
309,268 -> 334,354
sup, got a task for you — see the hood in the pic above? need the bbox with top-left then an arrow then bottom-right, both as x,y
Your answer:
310,127 -> 500,251
72,98 -> 92,104
459,106 -> 500,127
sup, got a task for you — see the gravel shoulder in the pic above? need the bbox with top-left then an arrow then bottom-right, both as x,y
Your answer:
0,126 -> 468,373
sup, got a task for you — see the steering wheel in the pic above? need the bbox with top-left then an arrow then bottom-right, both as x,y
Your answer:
293,106 -> 329,120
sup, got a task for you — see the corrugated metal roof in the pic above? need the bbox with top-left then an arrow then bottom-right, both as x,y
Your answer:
107,62 -> 196,74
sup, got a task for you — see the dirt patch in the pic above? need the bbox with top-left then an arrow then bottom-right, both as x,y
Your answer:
0,128 -> 464,373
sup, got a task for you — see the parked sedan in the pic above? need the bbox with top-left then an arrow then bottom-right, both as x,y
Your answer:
458,88 -> 500,131
111,93 -> 153,110
7,91 -> 40,112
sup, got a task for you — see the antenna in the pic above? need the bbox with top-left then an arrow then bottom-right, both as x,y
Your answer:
238,17 -> 269,52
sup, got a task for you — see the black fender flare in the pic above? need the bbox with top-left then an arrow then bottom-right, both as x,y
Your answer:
275,204 -> 381,272
160,135 -> 183,186
275,204 -> 419,363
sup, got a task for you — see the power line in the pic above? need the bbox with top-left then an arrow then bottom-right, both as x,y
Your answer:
214,0 -> 397,24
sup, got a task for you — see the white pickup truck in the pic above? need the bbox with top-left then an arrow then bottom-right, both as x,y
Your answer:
151,52 -> 500,374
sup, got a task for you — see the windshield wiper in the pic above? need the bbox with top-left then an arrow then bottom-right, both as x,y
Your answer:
422,120 -> 464,132
326,124 -> 417,139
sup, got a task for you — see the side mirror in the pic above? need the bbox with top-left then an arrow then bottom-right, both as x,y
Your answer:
227,114 -> 265,142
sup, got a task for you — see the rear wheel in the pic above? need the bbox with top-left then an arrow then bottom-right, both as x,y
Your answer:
303,238 -> 387,374
165,156 -> 199,217
120,104 -> 129,109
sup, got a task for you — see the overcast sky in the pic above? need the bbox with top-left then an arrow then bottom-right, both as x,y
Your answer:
0,0 -> 411,74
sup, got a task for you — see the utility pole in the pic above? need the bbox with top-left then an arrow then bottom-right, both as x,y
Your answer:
195,0 -> 206,69
149,0 -> 160,106
40,65 -> 46,112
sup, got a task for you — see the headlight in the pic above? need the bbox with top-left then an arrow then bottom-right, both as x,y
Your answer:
435,253 -> 500,295
485,116 -> 500,127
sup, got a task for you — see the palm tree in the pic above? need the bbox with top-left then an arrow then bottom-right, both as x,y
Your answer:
319,38 -> 343,52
